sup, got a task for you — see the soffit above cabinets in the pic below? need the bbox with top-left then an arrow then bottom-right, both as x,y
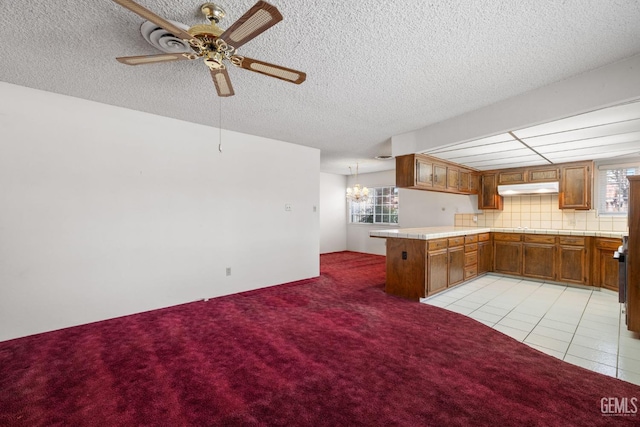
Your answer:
424,99 -> 640,170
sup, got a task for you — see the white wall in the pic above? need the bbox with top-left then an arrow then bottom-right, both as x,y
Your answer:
345,169 -> 477,255
319,173 -> 347,253
0,83 -> 320,342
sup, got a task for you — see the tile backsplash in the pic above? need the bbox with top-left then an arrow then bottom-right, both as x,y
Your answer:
455,194 -> 627,232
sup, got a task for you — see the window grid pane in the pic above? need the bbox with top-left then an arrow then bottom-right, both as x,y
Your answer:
598,166 -> 639,215
348,186 -> 399,224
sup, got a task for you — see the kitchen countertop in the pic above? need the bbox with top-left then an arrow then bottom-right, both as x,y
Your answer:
369,226 -> 626,240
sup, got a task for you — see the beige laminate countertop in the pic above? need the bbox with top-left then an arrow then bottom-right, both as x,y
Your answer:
369,226 -> 626,240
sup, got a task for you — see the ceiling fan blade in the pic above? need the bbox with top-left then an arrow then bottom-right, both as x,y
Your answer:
116,53 -> 193,65
232,56 -> 306,84
211,68 -> 235,97
112,0 -> 194,41
219,1 -> 283,49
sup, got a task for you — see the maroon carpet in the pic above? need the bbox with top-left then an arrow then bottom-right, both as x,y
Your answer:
1,251 -> 639,426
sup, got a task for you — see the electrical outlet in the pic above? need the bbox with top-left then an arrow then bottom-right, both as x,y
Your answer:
226,267 -> 231,276
313,205 -> 317,212
285,203 -> 292,211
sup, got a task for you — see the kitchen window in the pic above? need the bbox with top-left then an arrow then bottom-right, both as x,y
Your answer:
597,165 -> 639,215
349,186 -> 399,224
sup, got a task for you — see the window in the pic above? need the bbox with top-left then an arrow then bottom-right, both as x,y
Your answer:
349,186 -> 399,224
597,165 -> 639,215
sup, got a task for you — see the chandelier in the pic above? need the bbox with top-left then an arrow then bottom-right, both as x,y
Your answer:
346,163 -> 369,202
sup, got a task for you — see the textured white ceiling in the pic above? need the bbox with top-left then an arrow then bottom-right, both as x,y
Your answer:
2,1 -> 640,174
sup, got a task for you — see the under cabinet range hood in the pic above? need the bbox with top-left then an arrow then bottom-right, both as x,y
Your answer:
497,182 -> 560,196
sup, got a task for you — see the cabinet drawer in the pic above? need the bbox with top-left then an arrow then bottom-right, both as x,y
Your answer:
465,265 -> 478,280
478,233 -> 490,242
448,237 -> 464,247
595,238 -> 622,250
559,236 -> 585,246
464,251 -> 477,266
494,233 -> 522,242
465,234 -> 478,244
465,243 -> 478,253
524,235 -> 556,244
428,238 -> 448,251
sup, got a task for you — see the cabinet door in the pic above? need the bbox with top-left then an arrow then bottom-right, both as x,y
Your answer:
459,170 -> 471,192
478,241 -> 493,274
494,241 -> 522,275
598,249 -> 620,291
479,173 -> 503,210
416,158 -> 433,188
433,163 -> 447,189
448,246 -> 465,287
523,243 -> 556,280
560,163 -> 592,209
498,170 -> 526,184
528,167 -> 560,183
447,167 -> 459,191
427,249 -> 448,295
593,238 -> 621,291
558,245 -> 587,285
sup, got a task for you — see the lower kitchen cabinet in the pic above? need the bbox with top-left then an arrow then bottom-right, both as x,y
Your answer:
494,233 -> 522,275
385,238 -> 426,300
558,237 -> 588,285
448,246 -> 465,287
427,249 -> 448,295
478,234 -> 493,274
593,238 -> 622,291
523,242 -> 556,280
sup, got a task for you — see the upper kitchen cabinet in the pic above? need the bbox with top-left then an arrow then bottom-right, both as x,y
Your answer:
559,161 -> 593,210
478,161 -> 592,211
478,172 -> 503,210
396,154 -> 478,195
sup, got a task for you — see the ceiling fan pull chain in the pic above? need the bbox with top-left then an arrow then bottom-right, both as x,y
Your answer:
218,96 -> 223,153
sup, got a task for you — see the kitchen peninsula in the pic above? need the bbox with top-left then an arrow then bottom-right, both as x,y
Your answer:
371,227 -> 625,301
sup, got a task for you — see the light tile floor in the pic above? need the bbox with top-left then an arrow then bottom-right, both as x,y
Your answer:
422,274 -> 640,387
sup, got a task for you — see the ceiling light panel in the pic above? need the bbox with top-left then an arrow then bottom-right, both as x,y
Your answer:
543,141 -> 640,161
428,141 -> 528,159
520,118 -> 640,147
513,100 -> 640,138
439,147 -> 535,164
426,133 -> 515,154
533,132 -> 640,154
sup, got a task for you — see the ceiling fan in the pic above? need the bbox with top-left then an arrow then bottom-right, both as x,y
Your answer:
112,0 -> 306,97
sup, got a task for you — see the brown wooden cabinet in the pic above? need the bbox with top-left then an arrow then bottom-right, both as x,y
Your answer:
478,233 -> 493,274
557,236 -> 588,285
522,235 -> 556,280
385,238 -> 426,300
498,170 -> 526,185
395,153 -> 479,195
433,162 -> 447,190
447,167 -> 459,191
528,167 -> 560,183
494,233 -> 522,275
592,238 -> 622,291
427,248 -> 448,295
479,172 -> 503,210
415,158 -> 434,188
559,162 -> 593,210
448,246 -> 465,287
